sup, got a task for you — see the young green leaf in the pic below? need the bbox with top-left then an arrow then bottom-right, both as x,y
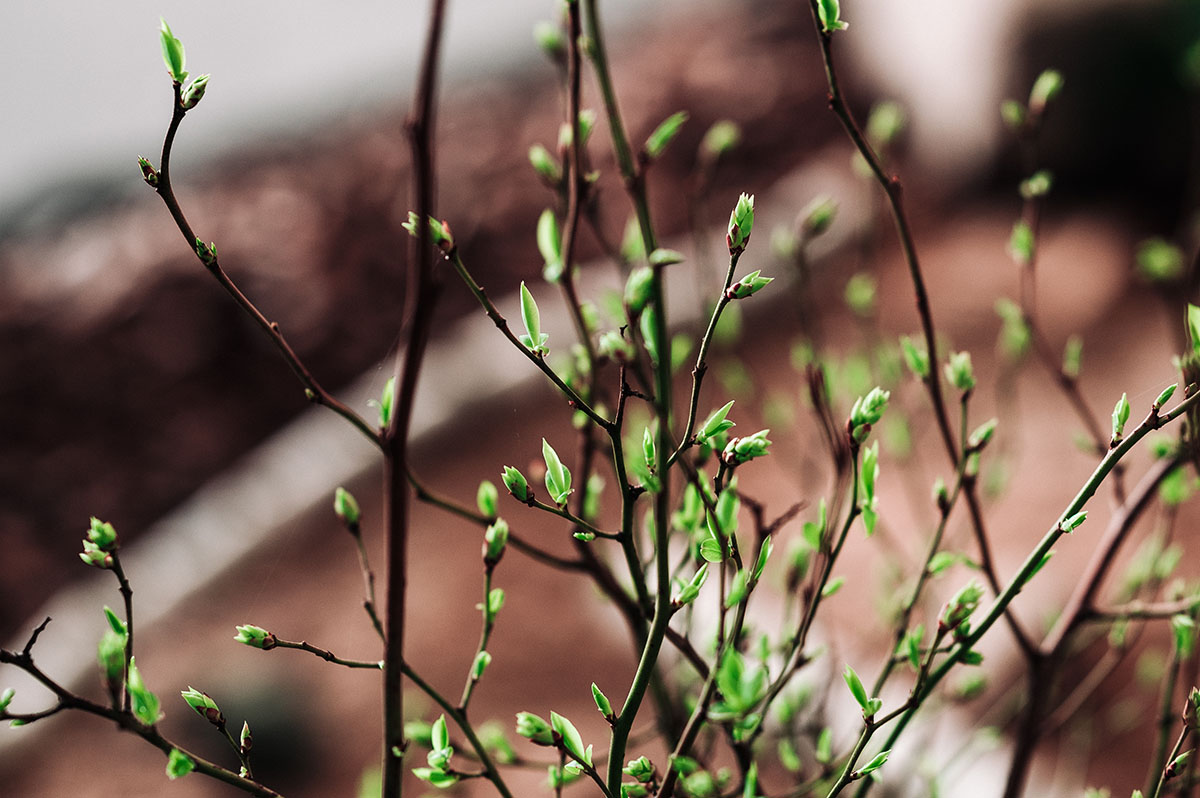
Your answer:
817,0 -> 848,32
519,282 -> 549,353
501,466 -> 530,502
1111,392 -> 1130,445
126,657 -> 161,726
536,209 -> 562,281
843,665 -> 870,712
1008,220 -> 1035,265
542,438 -> 573,505
378,377 -> 395,428
727,193 -> 755,254
550,711 -> 590,765
165,748 -> 195,780
591,683 -> 614,720
159,19 -> 188,83
644,110 -> 688,159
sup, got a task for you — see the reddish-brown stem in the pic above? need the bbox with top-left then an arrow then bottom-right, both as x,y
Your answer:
382,1 -> 448,795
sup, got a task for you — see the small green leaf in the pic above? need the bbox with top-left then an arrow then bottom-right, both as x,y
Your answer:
702,120 -> 741,158
817,0 -> 848,32
334,487 -> 361,528
1062,335 -> 1083,379
536,209 -> 562,278
1028,69 -> 1064,113
816,727 -> 833,764
866,101 -> 905,149
1171,614 -> 1196,658
476,480 -> 499,517
858,749 -> 890,776
843,665 -> 870,711
645,111 -> 689,159
727,193 -> 755,254
1008,220 -> 1035,265
591,683 -> 613,719
1111,392 -> 1131,445
1154,384 -> 1177,410
528,144 -> 561,184
699,400 -> 736,442
1000,99 -> 1026,129
542,438 -> 573,505
126,657 -> 161,726
519,281 -> 549,353
726,569 -> 750,607
844,273 -> 877,317
899,335 -> 930,379
550,711 -> 589,765
159,19 -> 188,83
1019,170 -> 1053,199
822,576 -> 845,598
515,711 -> 554,745
165,748 -> 195,780
752,537 -> 773,582
378,377 -> 395,428
501,466 -> 529,502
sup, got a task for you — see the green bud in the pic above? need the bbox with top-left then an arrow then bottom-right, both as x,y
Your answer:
181,74 -> 209,109
501,466 -> 530,502
674,563 -> 709,607
519,281 -> 549,354
1188,304 -> 1200,355
80,540 -> 113,569
866,101 -> 905,150
180,686 -> 223,726
233,624 -> 276,650
551,711 -> 590,766
483,518 -> 509,565
542,438 -> 573,506
333,487 -> 361,530
698,400 -> 736,442
945,351 -> 975,392
1154,384 -> 1177,411
1062,335 -> 1083,379
940,580 -> 985,633
624,266 -> 654,315
471,651 -> 492,681
649,248 -> 685,267
1111,392 -> 1131,447
166,748 -> 195,780
995,298 -> 1031,359
621,215 -> 646,263
624,756 -> 656,783
159,19 -> 188,83
401,211 -> 455,256
1000,99 -> 1026,129
967,418 -> 998,451
722,429 -> 772,466
528,144 -> 562,184
532,21 -> 566,63
98,630 -> 125,682
515,711 -> 554,745
137,156 -> 159,188
1019,170 -> 1053,199
849,387 -> 891,443
194,238 -> 217,266
1172,614 -> 1197,658
598,329 -> 634,363
858,749 -> 890,776
844,273 -> 877,317
378,376 -> 395,428
726,193 -> 755,254
0,688 -> 14,714
1008,220 -> 1035,266
477,480 -> 499,517
843,665 -> 871,713
537,209 -> 562,281
240,721 -> 252,753
1028,69 -> 1064,114
701,120 -> 741,158
900,335 -> 930,379
800,195 -> 838,239
1136,238 -> 1184,282
126,657 -> 161,726
87,516 -> 119,550
644,111 -> 688,160
817,0 -> 848,32
591,683 -> 614,721
726,269 -> 774,300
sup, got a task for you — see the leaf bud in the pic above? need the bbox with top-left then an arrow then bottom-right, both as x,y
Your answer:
726,193 -> 755,255
515,711 -> 555,746
233,624 -> 276,650
180,686 -> 224,726
137,157 -> 159,188
483,518 -> 509,566
501,466 -> 530,503
333,487 -> 361,531
181,74 -> 209,109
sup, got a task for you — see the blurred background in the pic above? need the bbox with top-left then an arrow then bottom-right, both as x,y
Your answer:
2,0 -> 1200,795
